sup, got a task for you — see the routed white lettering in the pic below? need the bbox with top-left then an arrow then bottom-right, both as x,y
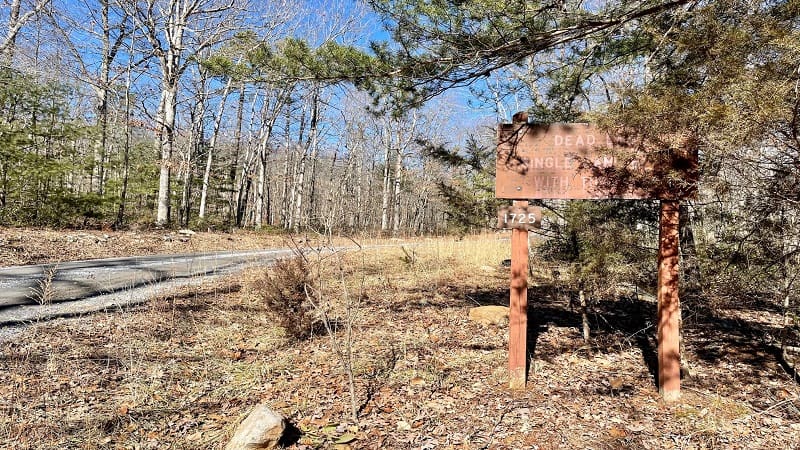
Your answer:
560,177 -> 570,192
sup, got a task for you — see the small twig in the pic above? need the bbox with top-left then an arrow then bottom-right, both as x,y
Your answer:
464,294 -> 481,306
732,398 -> 797,423
480,402 -> 516,450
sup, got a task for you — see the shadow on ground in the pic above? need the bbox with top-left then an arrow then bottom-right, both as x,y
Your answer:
393,279 -> 799,406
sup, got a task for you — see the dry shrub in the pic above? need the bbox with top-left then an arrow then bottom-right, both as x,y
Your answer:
255,257 -> 315,341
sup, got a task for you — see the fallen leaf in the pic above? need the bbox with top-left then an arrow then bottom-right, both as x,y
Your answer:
609,426 -> 627,438
626,422 -> 646,433
334,432 -> 357,444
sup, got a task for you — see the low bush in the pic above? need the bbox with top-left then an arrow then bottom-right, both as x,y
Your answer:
254,257 -> 315,341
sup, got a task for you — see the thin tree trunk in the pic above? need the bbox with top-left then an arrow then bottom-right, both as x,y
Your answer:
292,152 -> 307,231
308,151 -> 318,225
199,77 -> 232,219
115,21 -> 135,228
280,114 -> 292,228
580,289 -> 590,342
155,83 -> 177,226
355,144 -> 363,229
292,90 -> 318,231
679,203 -> 701,300
367,157 -> 375,230
255,92 -> 287,228
236,88 -> 261,226
1,0 -> 22,65
256,153 -> 265,228
380,140 -> 391,232
96,0 -> 112,197
392,147 -> 402,234
228,83 -> 245,224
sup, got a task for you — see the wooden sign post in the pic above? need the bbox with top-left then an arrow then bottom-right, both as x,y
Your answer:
498,201 -> 540,389
495,112 -> 697,399
509,204 -> 529,389
657,200 -> 681,401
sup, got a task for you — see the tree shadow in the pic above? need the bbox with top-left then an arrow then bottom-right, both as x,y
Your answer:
381,277 -> 798,395
590,296 -> 659,386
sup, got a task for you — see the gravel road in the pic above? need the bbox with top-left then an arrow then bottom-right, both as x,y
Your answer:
0,249 -> 295,326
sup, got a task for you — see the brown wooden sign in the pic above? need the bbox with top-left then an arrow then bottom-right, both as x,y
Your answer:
497,205 -> 541,230
496,121 -> 697,200
496,113 -> 694,400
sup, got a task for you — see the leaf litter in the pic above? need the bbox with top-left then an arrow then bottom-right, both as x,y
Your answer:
0,236 -> 798,449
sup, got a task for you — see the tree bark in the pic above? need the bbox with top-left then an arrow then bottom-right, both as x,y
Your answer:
380,136 -> 391,232
1,0 -> 52,66
392,146 -> 403,234
580,289 -> 590,342
199,76 -> 232,219
292,89 -> 318,231
115,19 -> 135,228
155,83 -> 177,226
229,83 -> 246,225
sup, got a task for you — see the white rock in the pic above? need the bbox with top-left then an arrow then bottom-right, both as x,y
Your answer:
178,229 -> 196,236
225,403 -> 285,450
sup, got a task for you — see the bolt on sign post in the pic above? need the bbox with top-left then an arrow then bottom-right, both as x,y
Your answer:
497,202 -> 541,389
495,112 -> 697,399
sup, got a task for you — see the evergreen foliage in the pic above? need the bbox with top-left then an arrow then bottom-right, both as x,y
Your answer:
0,68 -> 102,226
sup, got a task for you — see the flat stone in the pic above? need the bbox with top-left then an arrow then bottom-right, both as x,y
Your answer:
468,305 -> 510,327
225,403 -> 285,450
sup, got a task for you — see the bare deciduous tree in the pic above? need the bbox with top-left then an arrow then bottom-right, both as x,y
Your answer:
119,0 -> 249,226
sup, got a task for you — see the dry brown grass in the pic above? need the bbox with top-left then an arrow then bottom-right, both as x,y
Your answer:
1,235 -> 799,449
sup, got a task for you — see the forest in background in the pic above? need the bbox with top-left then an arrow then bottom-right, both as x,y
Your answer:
2,0 -> 800,356
0,0 -> 480,234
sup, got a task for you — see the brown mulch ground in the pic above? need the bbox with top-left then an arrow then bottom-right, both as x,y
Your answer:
1,237 -> 798,449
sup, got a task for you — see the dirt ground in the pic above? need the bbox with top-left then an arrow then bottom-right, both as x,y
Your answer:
0,227 -> 398,267
1,236 -> 798,449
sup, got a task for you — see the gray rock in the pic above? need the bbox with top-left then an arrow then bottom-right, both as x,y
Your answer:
225,403 -> 285,450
